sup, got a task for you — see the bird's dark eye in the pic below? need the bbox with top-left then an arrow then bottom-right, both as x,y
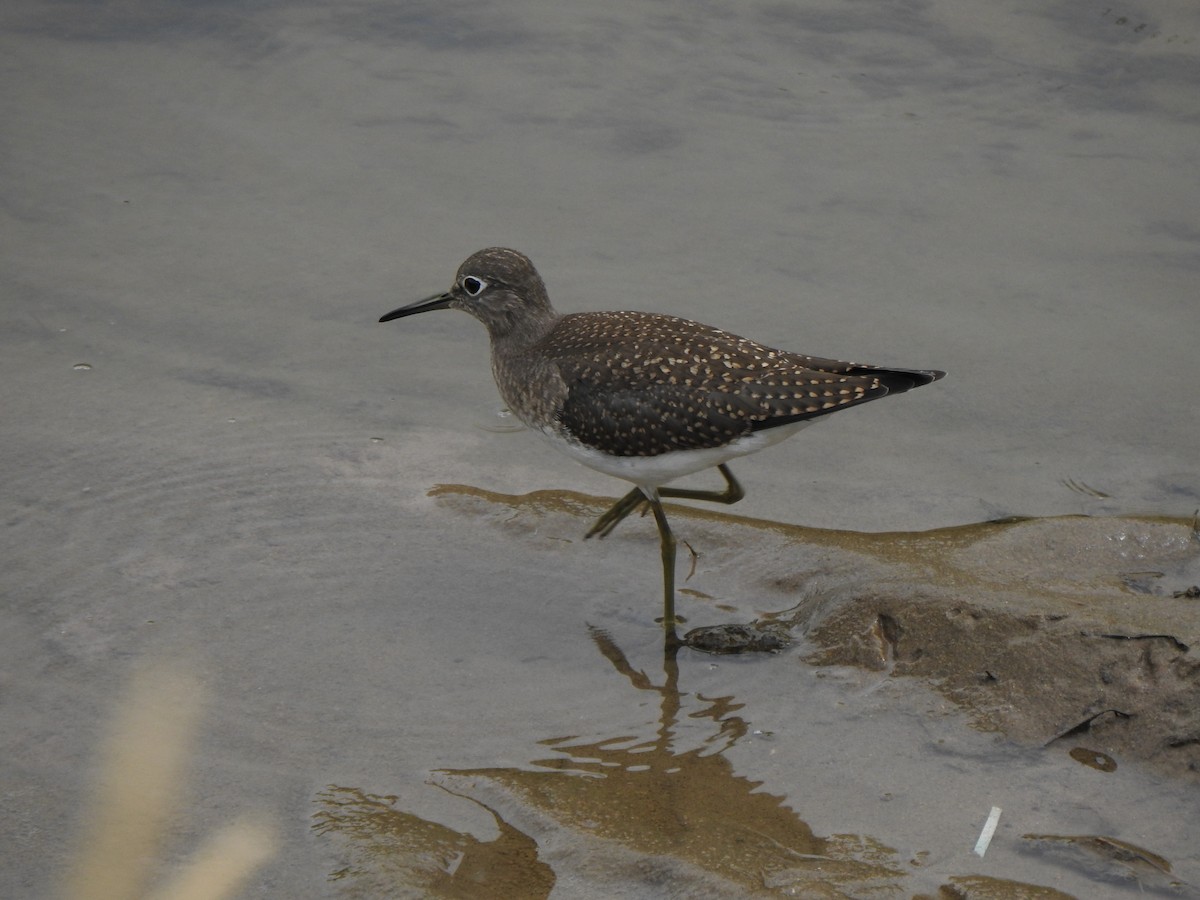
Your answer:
461,276 -> 487,296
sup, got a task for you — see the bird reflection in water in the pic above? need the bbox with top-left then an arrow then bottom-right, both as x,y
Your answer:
313,629 -> 902,897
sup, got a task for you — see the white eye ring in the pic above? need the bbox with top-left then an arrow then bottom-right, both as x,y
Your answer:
461,275 -> 488,296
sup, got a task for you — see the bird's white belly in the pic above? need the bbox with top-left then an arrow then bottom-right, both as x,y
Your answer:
536,420 -> 817,489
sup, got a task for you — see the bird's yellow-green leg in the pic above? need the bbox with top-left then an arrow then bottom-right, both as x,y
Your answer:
584,464 -> 744,540
660,463 -> 744,506
646,491 -> 681,646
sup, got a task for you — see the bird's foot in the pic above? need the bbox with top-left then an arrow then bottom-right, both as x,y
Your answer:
585,487 -> 649,540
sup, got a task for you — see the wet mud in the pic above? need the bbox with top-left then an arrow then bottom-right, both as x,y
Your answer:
790,515 -> 1200,783
301,486 -> 1200,897
432,485 -> 1200,784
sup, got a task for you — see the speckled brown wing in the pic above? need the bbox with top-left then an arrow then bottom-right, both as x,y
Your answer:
556,378 -> 757,456
542,311 -> 942,458
740,356 -> 945,432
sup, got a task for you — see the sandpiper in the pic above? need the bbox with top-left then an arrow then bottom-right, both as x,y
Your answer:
380,248 -> 944,643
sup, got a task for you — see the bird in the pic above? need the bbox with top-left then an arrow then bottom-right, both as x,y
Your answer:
380,248 -> 944,644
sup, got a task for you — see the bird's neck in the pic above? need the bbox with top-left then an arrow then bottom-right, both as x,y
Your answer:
485,305 -> 560,357
487,312 -> 567,429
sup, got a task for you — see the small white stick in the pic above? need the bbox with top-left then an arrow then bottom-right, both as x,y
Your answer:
973,806 -> 1002,857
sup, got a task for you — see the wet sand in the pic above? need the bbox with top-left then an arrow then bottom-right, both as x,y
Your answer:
3,1 -> 1199,897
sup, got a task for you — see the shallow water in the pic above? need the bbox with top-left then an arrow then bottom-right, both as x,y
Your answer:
3,1 -> 1199,897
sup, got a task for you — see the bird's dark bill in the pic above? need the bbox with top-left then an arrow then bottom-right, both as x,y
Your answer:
379,292 -> 453,323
